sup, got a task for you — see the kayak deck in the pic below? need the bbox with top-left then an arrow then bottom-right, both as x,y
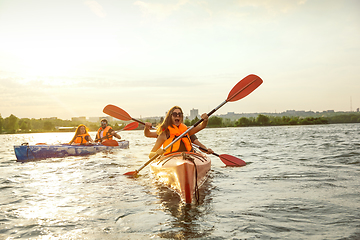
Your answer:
14,140 -> 129,162
150,151 -> 211,204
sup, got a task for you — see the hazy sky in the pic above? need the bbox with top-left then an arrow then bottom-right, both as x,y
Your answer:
1,0 -> 359,120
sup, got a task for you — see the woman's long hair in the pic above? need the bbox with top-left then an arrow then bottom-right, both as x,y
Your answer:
69,124 -> 89,144
156,106 -> 183,136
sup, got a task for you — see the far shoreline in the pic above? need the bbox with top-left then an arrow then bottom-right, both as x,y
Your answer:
1,112 -> 359,134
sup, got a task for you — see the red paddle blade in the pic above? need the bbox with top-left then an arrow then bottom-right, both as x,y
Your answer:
227,74 -> 263,102
123,121 -> 139,131
219,154 -> 246,166
124,170 -> 138,176
102,140 -> 119,146
103,104 -> 132,121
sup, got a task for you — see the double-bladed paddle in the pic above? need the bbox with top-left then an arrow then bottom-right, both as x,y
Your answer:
102,105 -> 148,127
105,74 -> 263,176
104,105 -> 246,166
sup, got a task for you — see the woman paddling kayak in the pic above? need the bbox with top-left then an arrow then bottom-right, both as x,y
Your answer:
148,106 -> 210,158
144,122 -> 214,155
69,124 -> 94,145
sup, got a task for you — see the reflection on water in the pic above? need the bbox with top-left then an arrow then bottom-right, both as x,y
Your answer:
1,124 -> 360,239
153,176 -> 214,239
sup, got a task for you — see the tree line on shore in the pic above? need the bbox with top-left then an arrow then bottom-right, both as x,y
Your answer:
1,113 -> 360,134
180,113 -> 360,128
0,114 -> 128,134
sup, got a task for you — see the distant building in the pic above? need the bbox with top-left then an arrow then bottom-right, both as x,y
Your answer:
41,117 -> 57,120
75,116 -> 114,123
190,108 -> 199,120
88,117 -> 101,122
71,116 -> 87,122
56,126 -> 77,132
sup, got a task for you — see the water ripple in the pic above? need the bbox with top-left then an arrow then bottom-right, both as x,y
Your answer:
0,124 -> 359,239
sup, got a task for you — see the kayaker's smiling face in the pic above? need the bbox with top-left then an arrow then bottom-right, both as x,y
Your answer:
171,110 -> 183,126
79,126 -> 86,134
101,121 -> 107,128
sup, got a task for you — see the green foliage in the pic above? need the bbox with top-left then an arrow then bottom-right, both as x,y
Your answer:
18,118 -> 31,132
234,115 -> 331,127
0,114 -> 126,134
190,116 -> 199,125
0,114 -> 3,133
327,113 -> 360,124
208,116 -> 223,127
87,122 -> 99,131
222,118 -> 234,127
4,114 -> 19,133
0,112 -> 359,134
112,122 -> 122,131
256,114 -> 270,126
43,121 -> 55,131
235,117 -> 250,127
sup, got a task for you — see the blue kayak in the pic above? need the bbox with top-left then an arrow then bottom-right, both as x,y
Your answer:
14,140 -> 129,162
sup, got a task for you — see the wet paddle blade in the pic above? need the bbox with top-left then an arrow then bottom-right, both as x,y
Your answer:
102,140 -> 119,146
219,154 -> 246,166
103,105 -> 132,121
123,121 -> 139,131
124,170 -> 138,176
227,74 -> 263,102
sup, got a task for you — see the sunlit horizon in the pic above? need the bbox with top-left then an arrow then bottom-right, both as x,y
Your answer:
1,0 -> 359,120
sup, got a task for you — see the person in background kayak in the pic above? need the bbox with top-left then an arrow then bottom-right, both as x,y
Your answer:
95,118 -> 121,143
148,106 -> 212,158
144,122 -> 214,155
69,124 -> 94,145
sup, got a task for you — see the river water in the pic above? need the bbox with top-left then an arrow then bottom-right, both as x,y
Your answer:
0,124 -> 359,239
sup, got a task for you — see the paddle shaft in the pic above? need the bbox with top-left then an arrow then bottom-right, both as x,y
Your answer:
129,118 -> 147,127
189,76 -> 259,128
192,143 -> 215,154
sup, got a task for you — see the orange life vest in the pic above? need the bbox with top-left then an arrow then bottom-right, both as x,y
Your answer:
163,123 -> 193,155
96,126 -> 113,142
73,133 -> 90,144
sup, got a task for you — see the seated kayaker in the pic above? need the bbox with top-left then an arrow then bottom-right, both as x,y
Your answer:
69,124 -> 94,145
148,106 -> 212,158
144,122 -> 214,155
95,118 -> 121,143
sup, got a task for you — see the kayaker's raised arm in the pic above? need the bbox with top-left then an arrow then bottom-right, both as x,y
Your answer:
144,122 -> 157,138
188,113 -> 209,136
192,138 -> 213,154
110,129 -> 121,140
149,132 -> 167,158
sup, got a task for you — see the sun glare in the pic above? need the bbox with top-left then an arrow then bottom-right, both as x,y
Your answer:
17,47 -> 81,77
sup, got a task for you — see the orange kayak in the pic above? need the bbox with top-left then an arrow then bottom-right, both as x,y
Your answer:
150,151 -> 211,204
